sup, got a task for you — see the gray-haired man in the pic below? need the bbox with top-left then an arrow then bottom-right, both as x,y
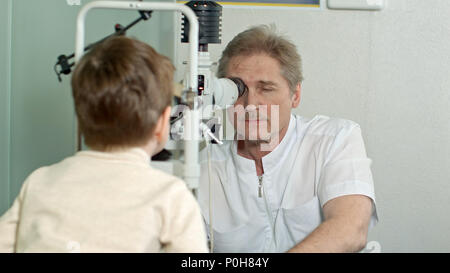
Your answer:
199,25 -> 378,253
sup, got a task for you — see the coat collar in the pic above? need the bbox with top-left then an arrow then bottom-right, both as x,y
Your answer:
231,114 -> 297,175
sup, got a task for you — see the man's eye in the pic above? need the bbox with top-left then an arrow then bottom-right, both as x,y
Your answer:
261,88 -> 274,92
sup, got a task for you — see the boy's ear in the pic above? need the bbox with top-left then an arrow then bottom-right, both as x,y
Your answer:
154,106 -> 172,142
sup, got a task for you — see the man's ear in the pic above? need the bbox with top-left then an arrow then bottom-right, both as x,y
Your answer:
291,83 -> 301,108
153,106 -> 172,142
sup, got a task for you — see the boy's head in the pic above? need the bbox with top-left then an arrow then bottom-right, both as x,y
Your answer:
71,36 -> 174,153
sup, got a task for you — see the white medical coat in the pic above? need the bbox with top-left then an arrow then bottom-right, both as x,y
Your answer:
199,114 -> 378,252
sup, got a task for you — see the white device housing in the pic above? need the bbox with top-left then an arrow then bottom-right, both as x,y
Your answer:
327,0 -> 384,10
210,78 -> 240,107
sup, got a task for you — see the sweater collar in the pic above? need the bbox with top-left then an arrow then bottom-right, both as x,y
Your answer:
76,147 -> 151,166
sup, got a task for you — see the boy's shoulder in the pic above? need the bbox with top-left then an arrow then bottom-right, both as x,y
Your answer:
24,152 -> 188,191
146,166 -> 186,187
142,166 -> 198,207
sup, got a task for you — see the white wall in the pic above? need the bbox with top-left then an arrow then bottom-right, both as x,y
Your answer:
176,0 -> 450,252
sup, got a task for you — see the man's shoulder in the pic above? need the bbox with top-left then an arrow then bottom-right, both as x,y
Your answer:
294,114 -> 360,137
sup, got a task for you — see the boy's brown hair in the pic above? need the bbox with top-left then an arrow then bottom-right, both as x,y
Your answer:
71,36 -> 174,150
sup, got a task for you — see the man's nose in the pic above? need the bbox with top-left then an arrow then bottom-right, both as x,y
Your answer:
243,89 -> 259,109
242,90 -> 261,120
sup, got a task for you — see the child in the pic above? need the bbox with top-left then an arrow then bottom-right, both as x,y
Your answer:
0,36 -> 208,253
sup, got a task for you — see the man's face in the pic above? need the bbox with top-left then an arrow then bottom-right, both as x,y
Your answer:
226,53 -> 300,146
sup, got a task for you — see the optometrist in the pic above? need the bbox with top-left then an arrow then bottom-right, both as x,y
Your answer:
198,25 -> 378,253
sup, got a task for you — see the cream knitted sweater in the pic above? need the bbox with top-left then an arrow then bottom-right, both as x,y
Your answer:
0,148 -> 208,253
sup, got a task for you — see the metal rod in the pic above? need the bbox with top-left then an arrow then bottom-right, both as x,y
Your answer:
74,1 -> 200,189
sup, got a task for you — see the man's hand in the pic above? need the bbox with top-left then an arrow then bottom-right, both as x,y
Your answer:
287,194 -> 373,253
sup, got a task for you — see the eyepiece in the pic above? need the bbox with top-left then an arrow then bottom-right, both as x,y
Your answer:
181,0 -> 222,46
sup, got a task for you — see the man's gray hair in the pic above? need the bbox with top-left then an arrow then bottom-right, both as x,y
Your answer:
217,24 -> 304,93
